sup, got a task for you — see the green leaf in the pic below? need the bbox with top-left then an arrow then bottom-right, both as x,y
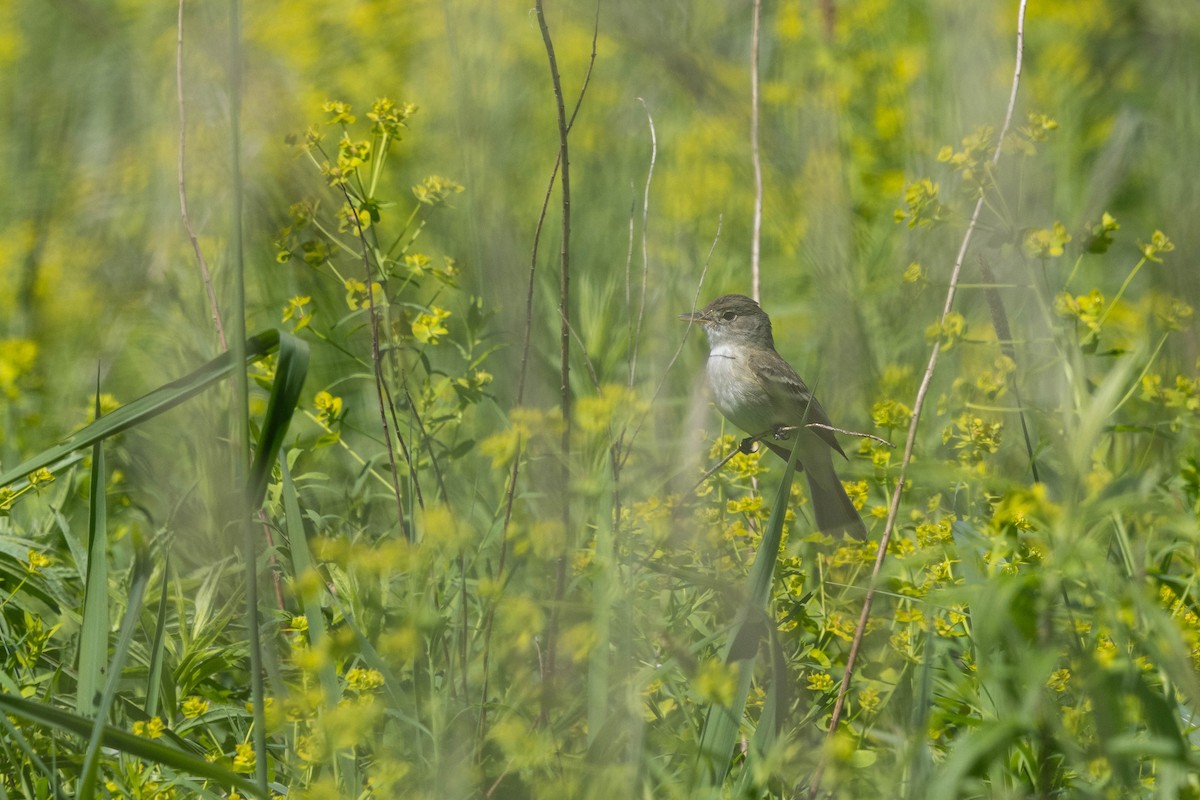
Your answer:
0,331 -> 282,490
0,692 -> 265,798
694,433 -> 803,788
79,537 -> 153,797
248,333 -> 310,508
75,388 -> 108,718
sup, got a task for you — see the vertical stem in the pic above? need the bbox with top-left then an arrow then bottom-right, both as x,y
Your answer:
810,0 -> 1029,795
342,185 -> 412,540
177,0 -> 227,352
227,0 -> 266,793
749,0 -> 763,304
535,0 -> 572,717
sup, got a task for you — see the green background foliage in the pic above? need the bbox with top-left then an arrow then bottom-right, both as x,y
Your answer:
1,0 -> 1198,797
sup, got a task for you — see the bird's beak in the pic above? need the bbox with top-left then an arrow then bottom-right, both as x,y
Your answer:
679,310 -> 707,324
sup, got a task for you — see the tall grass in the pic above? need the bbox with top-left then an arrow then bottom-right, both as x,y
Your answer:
0,0 -> 1198,797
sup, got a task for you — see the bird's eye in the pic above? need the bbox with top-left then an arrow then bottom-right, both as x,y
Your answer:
721,311 -> 737,321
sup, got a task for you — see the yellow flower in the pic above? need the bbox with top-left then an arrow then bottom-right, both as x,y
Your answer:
806,671 -> 835,692
233,742 -> 256,773
411,306 -> 451,344
345,667 -> 385,694
181,696 -> 209,719
1139,229 -> 1174,263
322,100 -> 355,125
1023,222 -> 1072,258
1046,669 -> 1071,692
858,686 -> 881,713
314,390 -> 343,426
26,550 -> 52,574
281,296 -> 313,332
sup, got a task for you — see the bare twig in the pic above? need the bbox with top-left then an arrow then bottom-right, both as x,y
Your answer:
534,0 -> 574,718
177,0 -> 227,351
689,441 -> 748,495
340,184 -> 411,540
629,100 -> 657,386
479,2 -> 599,742
749,0 -> 763,304
620,214 -> 722,472
788,422 -> 895,448
385,381 -> 425,511
811,2 -> 1029,795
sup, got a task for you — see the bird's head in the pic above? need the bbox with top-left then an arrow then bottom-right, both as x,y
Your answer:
679,294 -> 774,349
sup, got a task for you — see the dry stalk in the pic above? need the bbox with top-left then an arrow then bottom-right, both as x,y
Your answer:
176,0 -> 227,351
809,2 -> 1029,795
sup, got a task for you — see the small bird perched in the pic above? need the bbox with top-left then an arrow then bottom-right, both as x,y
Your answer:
681,294 -> 867,540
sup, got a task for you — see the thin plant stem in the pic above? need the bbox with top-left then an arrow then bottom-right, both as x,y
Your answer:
811,2 -> 1029,795
177,0 -> 227,352
226,0 -> 266,792
340,183 -> 412,540
628,100 -> 656,387
534,0 -> 573,720
1096,255 -> 1149,329
478,2 -> 599,742
749,0 -> 763,304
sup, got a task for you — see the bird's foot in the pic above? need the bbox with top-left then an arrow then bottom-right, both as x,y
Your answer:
738,437 -> 759,455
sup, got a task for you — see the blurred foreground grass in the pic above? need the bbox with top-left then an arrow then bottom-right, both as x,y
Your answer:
1,0 -> 1198,797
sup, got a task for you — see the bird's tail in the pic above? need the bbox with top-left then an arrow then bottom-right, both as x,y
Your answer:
806,473 -> 868,541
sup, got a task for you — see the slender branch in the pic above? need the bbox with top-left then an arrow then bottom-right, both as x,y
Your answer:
620,214 -> 722,472
535,0 -> 574,719
385,380 -> 425,511
479,1 -> 599,742
749,0 -> 763,303
177,0 -> 227,351
226,0 -> 265,792
789,422 -> 895,448
340,184 -> 411,540
629,100 -> 656,386
811,2 -> 1028,795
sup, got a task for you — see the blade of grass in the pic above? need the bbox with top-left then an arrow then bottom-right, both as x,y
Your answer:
0,693 -> 265,798
693,432 -> 803,788
240,331 -> 306,794
0,330 -> 281,489
75,389 -> 108,717
78,534 -> 153,796
144,551 -> 172,718
248,333 -> 309,508
280,456 -> 338,704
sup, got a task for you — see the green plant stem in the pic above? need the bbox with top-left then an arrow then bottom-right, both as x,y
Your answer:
1096,256 -> 1148,329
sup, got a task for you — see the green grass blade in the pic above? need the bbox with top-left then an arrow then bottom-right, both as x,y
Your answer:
240,331 -> 307,795
75,391 -> 108,717
280,455 -> 338,703
79,537 -> 153,797
694,433 -> 803,787
248,332 -> 309,508
0,709 -> 69,800
144,552 -> 172,718
279,454 -> 351,791
0,330 -> 281,489
0,693 -> 265,798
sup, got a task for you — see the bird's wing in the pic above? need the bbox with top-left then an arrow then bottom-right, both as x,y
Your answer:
750,349 -> 847,457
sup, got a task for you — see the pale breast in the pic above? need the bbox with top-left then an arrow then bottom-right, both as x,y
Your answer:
705,345 -> 777,435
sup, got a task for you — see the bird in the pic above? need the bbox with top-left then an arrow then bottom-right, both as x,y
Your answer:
681,294 -> 867,540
